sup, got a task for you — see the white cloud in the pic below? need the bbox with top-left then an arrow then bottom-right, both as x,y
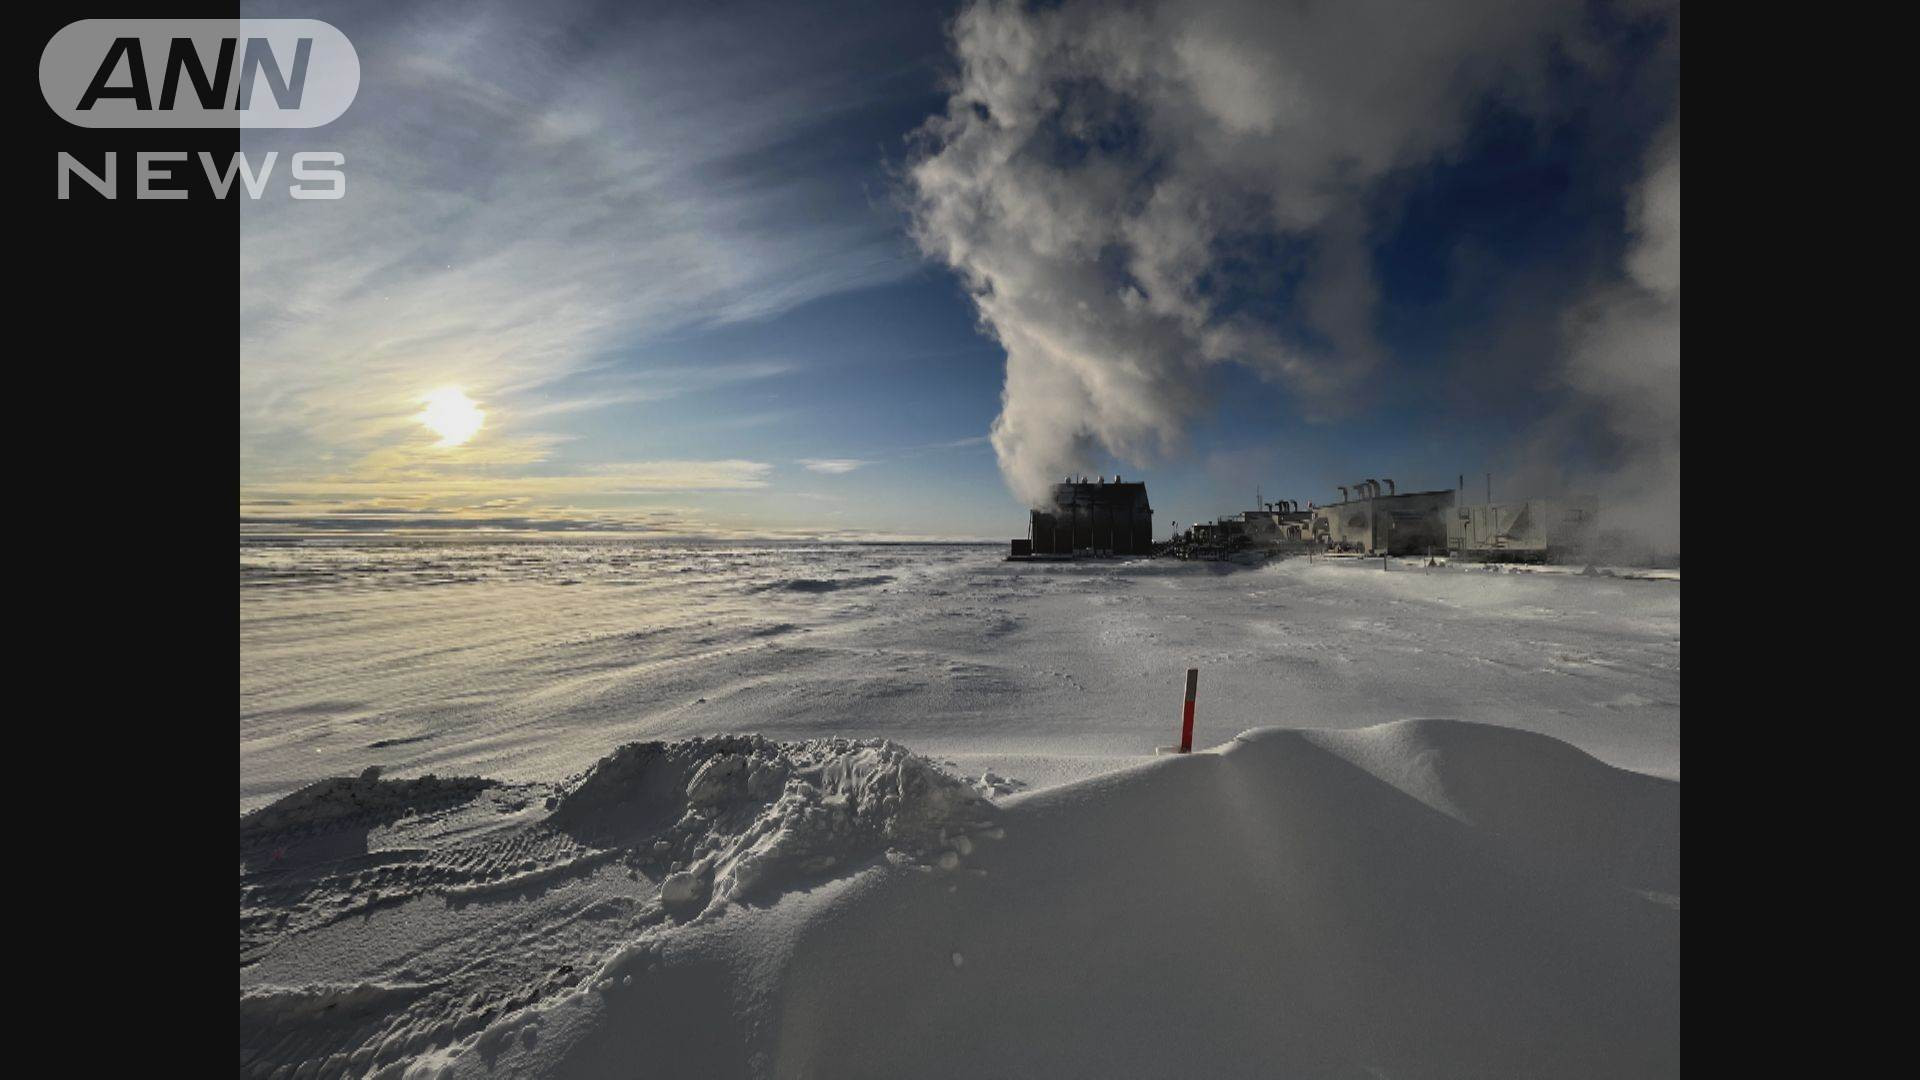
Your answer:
907,0 -> 1671,507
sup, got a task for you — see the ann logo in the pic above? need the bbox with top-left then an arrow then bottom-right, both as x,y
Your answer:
77,36 -> 314,114
42,19 -> 358,129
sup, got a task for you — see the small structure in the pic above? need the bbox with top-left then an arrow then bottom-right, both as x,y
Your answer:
1015,476 -> 1154,558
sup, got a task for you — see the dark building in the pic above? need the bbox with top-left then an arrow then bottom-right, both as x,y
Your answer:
1028,477 -> 1154,556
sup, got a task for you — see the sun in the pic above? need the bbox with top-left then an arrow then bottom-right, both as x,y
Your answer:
418,387 -> 484,447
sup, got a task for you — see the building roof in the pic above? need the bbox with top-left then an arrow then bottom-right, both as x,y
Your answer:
1045,479 -> 1151,511
1326,488 -> 1456,506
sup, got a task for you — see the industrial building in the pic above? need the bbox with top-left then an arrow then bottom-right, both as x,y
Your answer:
1306,480 -> 1601,561
1311,479 -> 1456,556
1242,501 -> 1313,543
1013,476 -> 1154,558
1008,472 -> 1601,564
1164,500 -> 1312,559
1449,497 -> 1598,561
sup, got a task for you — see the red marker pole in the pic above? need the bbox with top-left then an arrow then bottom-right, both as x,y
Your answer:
1179,667 -> 1199,753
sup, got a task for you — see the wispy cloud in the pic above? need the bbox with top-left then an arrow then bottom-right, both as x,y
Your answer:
510,360 -> 800,420
239,0 -> 918,517
245,459 -> 773,508
797,458 -> 872,474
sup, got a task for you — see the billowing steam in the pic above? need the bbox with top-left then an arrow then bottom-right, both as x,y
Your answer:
1562,122 -> 1681,552
907,0 -> 1679,528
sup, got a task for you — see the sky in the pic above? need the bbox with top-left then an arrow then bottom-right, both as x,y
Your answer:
238,0 -> 1680,545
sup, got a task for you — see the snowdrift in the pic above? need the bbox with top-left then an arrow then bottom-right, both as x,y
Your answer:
546,735 -> 997,912
240,720 -> 1677,1079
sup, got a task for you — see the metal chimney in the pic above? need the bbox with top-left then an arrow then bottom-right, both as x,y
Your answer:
1383,478 -> 1395,496
1338,486 -> 1349,502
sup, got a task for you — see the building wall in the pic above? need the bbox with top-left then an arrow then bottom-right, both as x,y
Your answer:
1323,502 -> 1373,550
1377,490 -> 1454,555
1030,481 -> 1153,556
1314,490 -> 1456,555
1449,497 -> 1598,559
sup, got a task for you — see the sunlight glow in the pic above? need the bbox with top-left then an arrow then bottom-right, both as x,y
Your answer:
419,387 -> 485,447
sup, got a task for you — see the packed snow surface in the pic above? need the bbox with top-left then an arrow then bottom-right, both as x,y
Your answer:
240,541 -> 1679,1077
240,734 -> 1003,1075
242,540 -> 1679,812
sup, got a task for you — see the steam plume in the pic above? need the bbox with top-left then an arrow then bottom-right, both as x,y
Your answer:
907,0 -> 1677,514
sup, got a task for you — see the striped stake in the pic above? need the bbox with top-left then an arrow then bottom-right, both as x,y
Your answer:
1179,667 -> 1199,753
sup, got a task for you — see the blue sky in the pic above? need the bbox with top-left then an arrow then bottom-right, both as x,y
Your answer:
238,0 -> 1680,542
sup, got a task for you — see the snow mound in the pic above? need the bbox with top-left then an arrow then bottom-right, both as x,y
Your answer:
426,719 -> 1676,1079
1298,717 -> 1679,893
552,735 -> 997,912
238,770 -> 496,850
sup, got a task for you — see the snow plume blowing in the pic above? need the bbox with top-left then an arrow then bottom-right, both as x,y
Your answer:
906,0 -> 1680,514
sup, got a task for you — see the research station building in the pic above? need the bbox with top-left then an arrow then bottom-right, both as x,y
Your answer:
1311,479 -> 1456,556
1021,477 -> 1155,557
